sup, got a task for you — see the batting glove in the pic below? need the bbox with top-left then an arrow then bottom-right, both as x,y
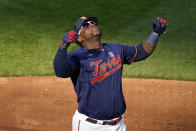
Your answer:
152,18 -> 168,36
60,30 -> 78,49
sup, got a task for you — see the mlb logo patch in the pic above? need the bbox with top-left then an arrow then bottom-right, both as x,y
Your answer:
108,52 -> 115,57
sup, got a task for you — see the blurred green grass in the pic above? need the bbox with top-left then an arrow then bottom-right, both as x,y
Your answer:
0,0 -> 195,81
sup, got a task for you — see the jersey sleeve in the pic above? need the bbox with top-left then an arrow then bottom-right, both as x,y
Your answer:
67,51 -> 80,74
121,44 -> 138,64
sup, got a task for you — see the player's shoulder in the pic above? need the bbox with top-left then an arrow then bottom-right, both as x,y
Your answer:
68,47 -> 96,59
103,43 -> 123,48
103,43 -> 125,51
67,48 -> 84,57
103,43 -> 135,53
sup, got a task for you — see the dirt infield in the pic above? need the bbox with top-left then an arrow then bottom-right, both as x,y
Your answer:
0,76 -> 195,131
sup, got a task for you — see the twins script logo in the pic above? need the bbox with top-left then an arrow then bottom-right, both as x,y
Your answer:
90,55 -> 122,85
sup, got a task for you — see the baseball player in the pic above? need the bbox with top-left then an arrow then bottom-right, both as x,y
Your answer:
53,16 -> 168,131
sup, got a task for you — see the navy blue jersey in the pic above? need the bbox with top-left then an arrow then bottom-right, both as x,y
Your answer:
66,43 -> 137,120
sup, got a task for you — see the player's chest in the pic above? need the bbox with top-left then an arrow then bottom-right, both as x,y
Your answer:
79,50 -> 122,77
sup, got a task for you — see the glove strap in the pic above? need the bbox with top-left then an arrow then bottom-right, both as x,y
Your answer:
147,32 -> 160,44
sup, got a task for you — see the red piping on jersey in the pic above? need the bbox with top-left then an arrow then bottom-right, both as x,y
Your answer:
130,46 -> 138,64
91,63 -> 122,85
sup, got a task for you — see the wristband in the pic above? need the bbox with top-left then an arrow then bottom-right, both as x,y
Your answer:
147,32 -> 160,44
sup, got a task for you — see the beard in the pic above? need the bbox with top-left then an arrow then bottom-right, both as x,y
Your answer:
92,26 -> 102,37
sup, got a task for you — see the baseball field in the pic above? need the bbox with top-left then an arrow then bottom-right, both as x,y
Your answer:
0,0 -> 196,131
0,77 -> 195,131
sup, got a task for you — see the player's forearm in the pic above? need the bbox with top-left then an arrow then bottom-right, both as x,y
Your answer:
142,32 -> 159,54
142,40 -> 157,55
134,32 -> 159,62
53,48 -> 72,78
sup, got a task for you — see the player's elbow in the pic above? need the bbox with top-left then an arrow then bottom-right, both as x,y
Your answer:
54,72 -> 69,78
53,62 -> 72,78
54,68 -> 71,78
134,43 -> 150,62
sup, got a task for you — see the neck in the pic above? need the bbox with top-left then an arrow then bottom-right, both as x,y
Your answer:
82,37 -> 102,49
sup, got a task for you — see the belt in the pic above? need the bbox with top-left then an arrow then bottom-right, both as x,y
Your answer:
86,116 -> 122,125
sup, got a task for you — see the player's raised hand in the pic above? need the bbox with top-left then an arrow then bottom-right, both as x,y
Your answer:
152,18 -> 168,36
60,30 -> 78,49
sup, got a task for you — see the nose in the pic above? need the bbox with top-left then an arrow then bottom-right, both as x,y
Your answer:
89,23 -> 95,27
